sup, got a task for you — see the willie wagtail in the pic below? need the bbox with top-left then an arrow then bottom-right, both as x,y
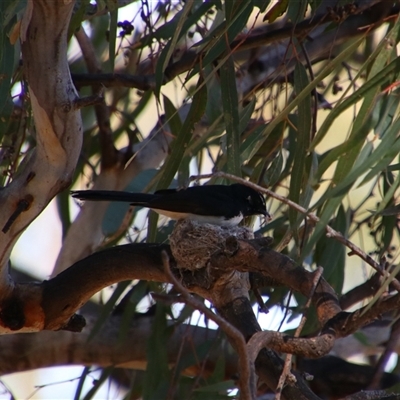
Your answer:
71,183 -> 269,227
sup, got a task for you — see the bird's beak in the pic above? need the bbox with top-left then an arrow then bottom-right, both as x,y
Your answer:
262,210 -> 272,221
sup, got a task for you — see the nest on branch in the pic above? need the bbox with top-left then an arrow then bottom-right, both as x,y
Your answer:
169,219 -> 254,271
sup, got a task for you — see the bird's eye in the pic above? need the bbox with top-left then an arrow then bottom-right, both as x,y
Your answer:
247,195 -> 253,204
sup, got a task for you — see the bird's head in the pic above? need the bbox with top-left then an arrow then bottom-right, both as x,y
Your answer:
231,184 -> 269,218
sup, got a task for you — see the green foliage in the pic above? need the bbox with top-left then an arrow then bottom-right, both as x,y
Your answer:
143,304 -> 171,400
154,0 -> 195,98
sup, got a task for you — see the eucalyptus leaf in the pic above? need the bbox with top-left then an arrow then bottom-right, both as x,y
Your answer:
289,62 -> 311,246
220,50 -> 241,176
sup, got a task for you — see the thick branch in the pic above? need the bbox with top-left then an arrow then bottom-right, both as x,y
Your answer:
1,238 -> 398,354
1,317 -> 397,398
0,0 -> 82,297
211,237 -> 341,325
0,244 -> 168,332
0,314 -> 237,377
298,356 -> 400,398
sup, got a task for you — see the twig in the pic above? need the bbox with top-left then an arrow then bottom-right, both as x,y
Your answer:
339,272 -> 383,310
2,195 -> 33,233
274,267 -> 323,400
160,251 -> 255,400
277,291 -> 292,332
190,172 -> 400,291
75,26 -> 117,169
73,93 -> 104,109
343,389 -> 400,400
246,330 -> 335,366
100,207 -> 135,248
299,40 -> 318,139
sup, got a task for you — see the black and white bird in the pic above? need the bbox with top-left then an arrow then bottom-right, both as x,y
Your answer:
71,183 -> 269,227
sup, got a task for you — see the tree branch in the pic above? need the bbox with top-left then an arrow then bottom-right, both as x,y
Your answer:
0,0 -> 82,298
0,313 -> 236,377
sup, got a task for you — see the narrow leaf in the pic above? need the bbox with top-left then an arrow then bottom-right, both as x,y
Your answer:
314,205 -> 346,293
143,305 -> 170,400
264,0 -> 288,22
220,51 -> 241,176
108,9 -> 118,72
289,62 -> 311,242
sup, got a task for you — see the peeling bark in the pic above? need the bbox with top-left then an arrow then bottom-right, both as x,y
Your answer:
0,0 -> 82,298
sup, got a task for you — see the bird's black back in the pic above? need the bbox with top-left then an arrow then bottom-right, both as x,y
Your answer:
149,185 -> 241,218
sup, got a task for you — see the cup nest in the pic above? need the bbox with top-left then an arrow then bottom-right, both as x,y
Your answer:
169,219 -> 254,271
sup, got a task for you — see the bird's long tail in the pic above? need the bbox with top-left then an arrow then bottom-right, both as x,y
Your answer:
71,190 -> 154,205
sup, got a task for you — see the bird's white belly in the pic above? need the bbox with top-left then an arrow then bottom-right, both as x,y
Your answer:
153,209 -> 243,227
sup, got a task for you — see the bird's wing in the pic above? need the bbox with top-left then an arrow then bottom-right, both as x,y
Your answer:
149,190 -> 237,217
154,188 -> 178,195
